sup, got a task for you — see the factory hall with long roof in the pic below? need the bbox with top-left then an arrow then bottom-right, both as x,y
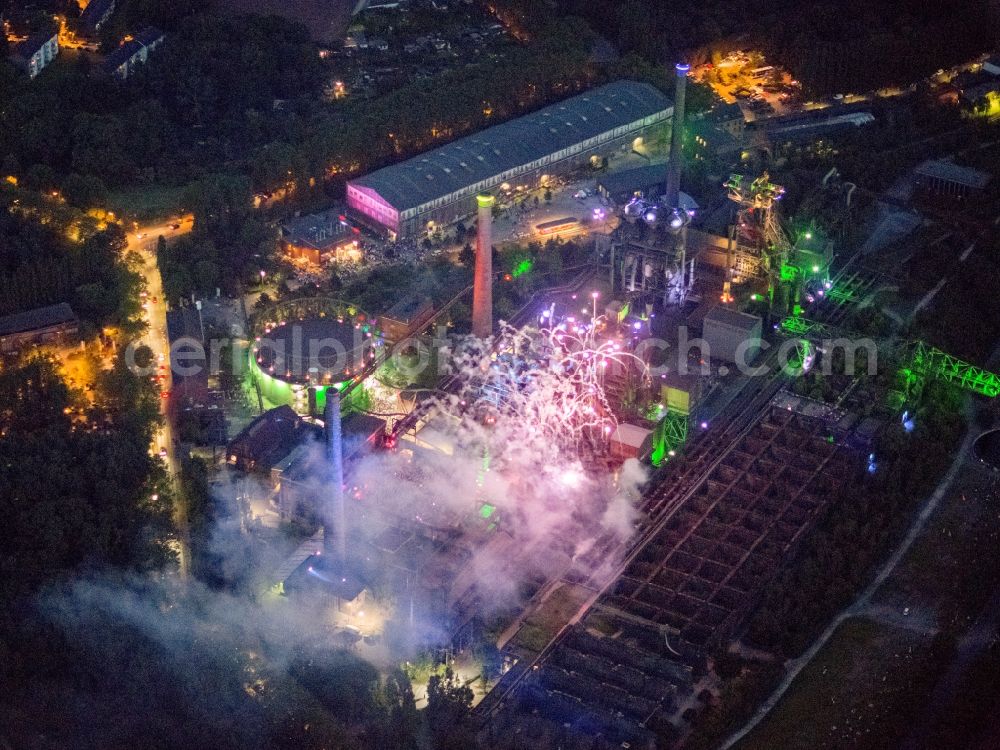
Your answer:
346,80 -> 673,239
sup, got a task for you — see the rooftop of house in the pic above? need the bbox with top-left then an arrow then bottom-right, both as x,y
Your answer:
11,31 -> 57,60
0,303 -> 77,337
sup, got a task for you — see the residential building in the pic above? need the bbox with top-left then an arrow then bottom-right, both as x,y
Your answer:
0,303 -> 78,352
80,0 -> 116,34
100,26 -> 164,80
9,32 -> 59,79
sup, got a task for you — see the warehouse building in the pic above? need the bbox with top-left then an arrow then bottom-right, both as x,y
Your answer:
347,80 -> 672,239
914,159 -> 991,199
701,306 -> 762,366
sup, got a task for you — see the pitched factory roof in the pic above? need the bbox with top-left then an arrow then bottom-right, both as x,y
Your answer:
348,80 -> 672,212
915,159 -> 991,189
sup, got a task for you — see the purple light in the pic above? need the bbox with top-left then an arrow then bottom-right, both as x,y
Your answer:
633,321 -> 642,330
701,421 -> 709,429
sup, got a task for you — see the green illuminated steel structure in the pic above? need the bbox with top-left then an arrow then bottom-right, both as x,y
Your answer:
650,410 -> 688,467
723,172 -> 789,303
778,315 -> 840,341
900,341 -> 1000,399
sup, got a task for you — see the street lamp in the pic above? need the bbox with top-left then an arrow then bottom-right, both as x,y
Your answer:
259,269 -> 266,288
591,291 -> 599,323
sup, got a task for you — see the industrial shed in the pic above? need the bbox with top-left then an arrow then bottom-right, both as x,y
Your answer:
347,80 -> 672,239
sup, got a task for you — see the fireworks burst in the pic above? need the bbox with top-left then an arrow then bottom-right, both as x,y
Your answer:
334,321 -> 655,638
436,323 -> 649,471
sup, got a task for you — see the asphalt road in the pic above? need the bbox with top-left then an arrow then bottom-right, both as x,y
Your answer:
128,214 -> 194,574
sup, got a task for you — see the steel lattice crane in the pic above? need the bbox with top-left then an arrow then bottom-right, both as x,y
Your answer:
900,341 -> 1000,399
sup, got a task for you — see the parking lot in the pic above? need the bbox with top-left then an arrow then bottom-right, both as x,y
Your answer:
692,51 -> 802,122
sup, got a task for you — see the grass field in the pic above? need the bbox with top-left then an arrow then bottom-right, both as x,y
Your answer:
735,617 -> 943,750
873,468 -> 1000,631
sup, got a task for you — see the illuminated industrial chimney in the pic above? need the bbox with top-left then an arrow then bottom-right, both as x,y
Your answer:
665,62 -> 690,210
324,388 -> 347,564
472,194 -> 495,338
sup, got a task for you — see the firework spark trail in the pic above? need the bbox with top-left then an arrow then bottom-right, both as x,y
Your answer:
342,322 -> 652,625
436,323 -> 649,466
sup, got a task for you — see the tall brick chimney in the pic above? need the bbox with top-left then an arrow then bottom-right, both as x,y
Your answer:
665,62 -> 690,209
472,194 -> 495,338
